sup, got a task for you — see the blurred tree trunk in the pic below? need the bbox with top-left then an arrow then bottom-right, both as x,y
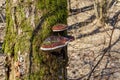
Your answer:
94,0 -> 111,25
4,0 -> 68,80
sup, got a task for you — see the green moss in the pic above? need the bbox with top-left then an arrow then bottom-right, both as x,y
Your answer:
5,0 -> 67,79
3,0 -> 16,55
30,0 -> 68,79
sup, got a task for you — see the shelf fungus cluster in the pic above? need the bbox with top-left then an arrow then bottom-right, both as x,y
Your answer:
41,24 -> 74,51
15,55 -> 25,78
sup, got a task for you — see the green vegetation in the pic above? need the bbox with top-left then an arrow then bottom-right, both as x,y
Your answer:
4,0 -> 68,80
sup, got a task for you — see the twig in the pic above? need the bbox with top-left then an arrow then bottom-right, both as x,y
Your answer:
87,27 -> 115,80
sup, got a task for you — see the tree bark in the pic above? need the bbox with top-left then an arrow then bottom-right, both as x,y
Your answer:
94,0 -> 108,25
4,0 -> 68,80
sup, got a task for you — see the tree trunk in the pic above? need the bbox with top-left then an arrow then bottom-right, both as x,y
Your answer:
4,0 -> 68,80
94,0 -> 108,25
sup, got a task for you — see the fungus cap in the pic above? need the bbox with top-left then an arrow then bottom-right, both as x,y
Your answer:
40,36 -> 69,51
52,24 -> 68,32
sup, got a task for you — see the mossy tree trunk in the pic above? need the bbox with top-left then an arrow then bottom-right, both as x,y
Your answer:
4,0 -> 68,80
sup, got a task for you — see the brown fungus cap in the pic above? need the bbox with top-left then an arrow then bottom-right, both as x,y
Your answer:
52,24 -> 68,32
40,36 -> 69,51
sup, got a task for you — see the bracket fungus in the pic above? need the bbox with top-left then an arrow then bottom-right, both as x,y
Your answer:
52,24 -> 68,32
40,36 -> 69,51
40,24 -> 73,51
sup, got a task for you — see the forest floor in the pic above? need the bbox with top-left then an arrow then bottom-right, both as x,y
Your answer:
67,0 -> 120,80
0,0 -> 6,80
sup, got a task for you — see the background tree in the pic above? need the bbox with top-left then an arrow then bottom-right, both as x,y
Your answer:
4,0 -> 68,80
94,0 -> 112,25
